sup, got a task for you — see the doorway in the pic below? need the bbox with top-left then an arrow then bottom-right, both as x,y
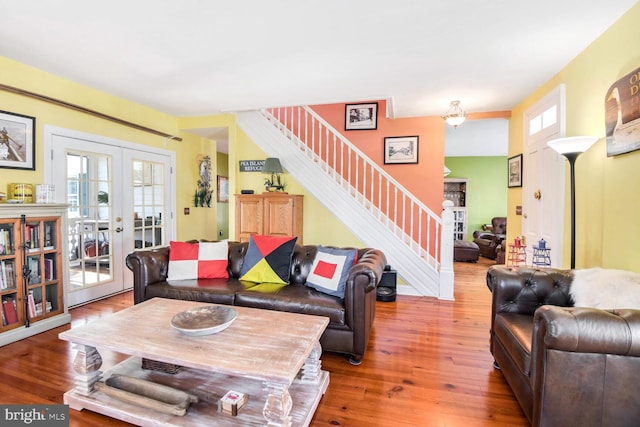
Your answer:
44,126 -> 175,306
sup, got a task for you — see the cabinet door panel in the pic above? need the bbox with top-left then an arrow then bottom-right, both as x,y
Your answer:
236,197 -> 263,242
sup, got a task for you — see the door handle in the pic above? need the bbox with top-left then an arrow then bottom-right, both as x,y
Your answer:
534,190 -> 542,200
115,227 -> 123,233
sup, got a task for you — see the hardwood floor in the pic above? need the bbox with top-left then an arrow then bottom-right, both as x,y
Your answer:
0,258 -> 527,426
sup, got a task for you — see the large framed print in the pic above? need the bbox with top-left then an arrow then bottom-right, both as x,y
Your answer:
345,102 -> 378,130
0,110 -> 35,170
384,136 -> 419,164
508,154 -> 522,188
605,66 -> 640,156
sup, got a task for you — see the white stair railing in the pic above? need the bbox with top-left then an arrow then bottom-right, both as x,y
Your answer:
262,106 -> 442,270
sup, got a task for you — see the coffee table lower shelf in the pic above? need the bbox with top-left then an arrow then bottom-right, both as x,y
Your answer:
64,357 -> 329,427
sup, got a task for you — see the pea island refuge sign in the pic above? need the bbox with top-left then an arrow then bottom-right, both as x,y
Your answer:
239,160 -> 265,172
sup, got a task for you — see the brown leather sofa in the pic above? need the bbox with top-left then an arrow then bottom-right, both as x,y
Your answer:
473,217 -> 506,259
487,265 -> 640,426
126,241 -> 386,365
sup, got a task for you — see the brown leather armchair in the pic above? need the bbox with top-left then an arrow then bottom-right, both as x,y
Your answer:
487,265 -> 640,426
473,217 -> 506,259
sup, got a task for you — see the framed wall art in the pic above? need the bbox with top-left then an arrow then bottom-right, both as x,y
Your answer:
0,110 -> 35,170
508,154 -> 522,188
605,65 -> 640,156
345,102 -> 378,130
384,136 -> 419,164
217,175 -> 229,202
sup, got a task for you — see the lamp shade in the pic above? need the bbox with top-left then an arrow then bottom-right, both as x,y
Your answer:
547,136 -> 598,154
262,157 -> 283,174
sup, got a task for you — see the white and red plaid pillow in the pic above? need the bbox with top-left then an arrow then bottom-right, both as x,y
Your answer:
167,240 -> 229,280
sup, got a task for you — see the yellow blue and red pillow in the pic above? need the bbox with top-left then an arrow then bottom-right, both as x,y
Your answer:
239,234 -> 297,284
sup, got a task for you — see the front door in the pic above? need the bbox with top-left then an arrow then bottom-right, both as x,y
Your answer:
44,126 -> 175,306
522,85 -> 566,267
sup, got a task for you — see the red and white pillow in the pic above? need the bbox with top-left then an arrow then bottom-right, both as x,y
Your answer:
306,246 -> 357,298
167,240 -> 229,280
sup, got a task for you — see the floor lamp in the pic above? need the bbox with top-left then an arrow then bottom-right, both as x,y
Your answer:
547,136 -> 598,269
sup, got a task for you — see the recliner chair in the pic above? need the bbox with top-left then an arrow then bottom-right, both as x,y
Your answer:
473,217 -> 506,259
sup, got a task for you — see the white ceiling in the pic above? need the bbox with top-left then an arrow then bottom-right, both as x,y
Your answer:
0,0 -> 636,121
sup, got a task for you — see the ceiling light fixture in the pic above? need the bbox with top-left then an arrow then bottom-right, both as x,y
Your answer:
442,100 -> 467,128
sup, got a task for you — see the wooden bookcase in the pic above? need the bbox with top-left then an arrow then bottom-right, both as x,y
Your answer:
0,204 -> 71,346
235,193 -> 303,243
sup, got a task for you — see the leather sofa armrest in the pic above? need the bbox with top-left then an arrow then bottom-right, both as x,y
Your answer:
125,247 -> 170,304
474,231 -> 495,241
346,248 -> 387,294
533,306 -> 640,356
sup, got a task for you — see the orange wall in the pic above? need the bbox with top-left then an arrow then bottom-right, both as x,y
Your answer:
309,100 -> 445,215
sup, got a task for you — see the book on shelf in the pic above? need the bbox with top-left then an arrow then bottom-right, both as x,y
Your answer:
218,390 -> 248,416
0,260 -> 15,290
44,258 -> 54,281
0,261 -> 5,290
28,291 -> 37,318
44,223 -> 54,249
0,228 -> 11,255
2,299 -> 18,325
34,300 -> 52,317
28,257 -> 40,284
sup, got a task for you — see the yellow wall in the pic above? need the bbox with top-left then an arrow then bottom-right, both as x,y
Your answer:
509,3 -> 640,271
0,56 -> 218,241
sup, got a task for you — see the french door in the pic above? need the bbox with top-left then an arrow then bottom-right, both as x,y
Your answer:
44,127 -> 175,306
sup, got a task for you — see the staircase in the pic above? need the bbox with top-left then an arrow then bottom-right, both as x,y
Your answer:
236,107 -> 454,299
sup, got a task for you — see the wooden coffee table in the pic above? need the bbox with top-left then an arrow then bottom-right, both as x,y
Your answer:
59,298 -> 330,426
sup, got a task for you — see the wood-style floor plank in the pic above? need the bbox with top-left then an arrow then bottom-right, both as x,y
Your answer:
0,258 -> 527,426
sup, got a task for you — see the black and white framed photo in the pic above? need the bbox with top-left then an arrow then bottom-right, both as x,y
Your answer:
508,154 -> 523,188
384,136 -> 419,164
345,102 -> 378,130
0,110 -> 35,170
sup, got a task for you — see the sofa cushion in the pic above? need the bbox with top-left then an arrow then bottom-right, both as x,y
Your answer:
571,267 -> 640,309
305,246 -> 357,298
235,283 -> 346,325
239,235 -> 297,284
167,240 -> 229,280
494,312 -> 534,376
145,278 -> 244,305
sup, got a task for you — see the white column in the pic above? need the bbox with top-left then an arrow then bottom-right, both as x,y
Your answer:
439,200 -> 455,300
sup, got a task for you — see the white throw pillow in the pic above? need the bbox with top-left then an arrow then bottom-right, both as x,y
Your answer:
570,267 -> 640,309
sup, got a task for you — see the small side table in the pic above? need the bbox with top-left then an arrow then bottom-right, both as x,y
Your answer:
507,244 -> 527,267
532,246 -> 551,267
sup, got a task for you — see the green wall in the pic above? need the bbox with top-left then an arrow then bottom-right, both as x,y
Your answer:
445,156 -> 507,240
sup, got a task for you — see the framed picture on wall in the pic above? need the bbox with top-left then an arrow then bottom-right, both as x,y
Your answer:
217,176 -> 229,202
384,136 -> 419,164
508,154 -> 522,188
0,110 -> 36,170
345,102 -> 378,130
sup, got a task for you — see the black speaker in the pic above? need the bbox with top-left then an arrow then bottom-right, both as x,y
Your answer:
377,265 -> 397,302
241,189 -> 254,194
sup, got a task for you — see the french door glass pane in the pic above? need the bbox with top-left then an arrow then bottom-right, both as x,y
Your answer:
66,151 -> 112,290
132,159 -> 164,249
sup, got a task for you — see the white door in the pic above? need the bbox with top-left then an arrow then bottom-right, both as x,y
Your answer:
44,127 -> 175,306
522,85 -> 566,267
